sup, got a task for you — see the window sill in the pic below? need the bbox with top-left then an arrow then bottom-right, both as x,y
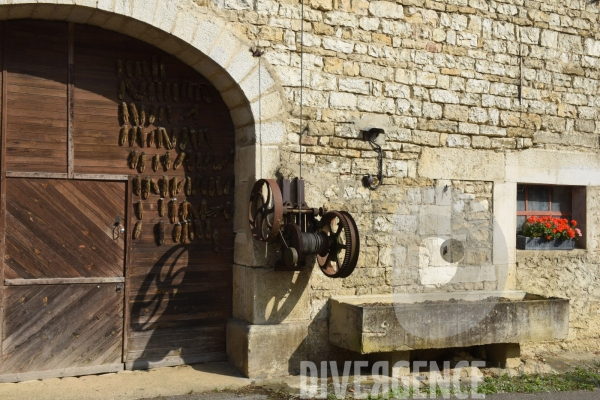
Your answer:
516,248 -> 587,261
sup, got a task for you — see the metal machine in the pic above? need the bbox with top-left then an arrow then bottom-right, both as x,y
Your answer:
248,178 -> 360,278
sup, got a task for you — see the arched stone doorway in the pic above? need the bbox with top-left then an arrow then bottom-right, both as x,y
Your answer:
0,2 -> 286,382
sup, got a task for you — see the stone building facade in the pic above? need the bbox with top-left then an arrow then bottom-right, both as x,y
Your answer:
1,0 -> 599,379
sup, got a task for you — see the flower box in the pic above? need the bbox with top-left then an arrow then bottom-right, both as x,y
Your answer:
516,235 -> 576,250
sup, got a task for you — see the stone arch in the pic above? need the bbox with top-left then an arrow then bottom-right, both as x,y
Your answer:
0,0 -> 286,265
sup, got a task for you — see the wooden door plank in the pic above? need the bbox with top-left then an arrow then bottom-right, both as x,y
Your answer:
5,178 -> 126,278
67,22 -> 74,179
5,277 -> 125,285
7,180 -> 121,276
0,20 -> 6,372
1,284 -> 123,373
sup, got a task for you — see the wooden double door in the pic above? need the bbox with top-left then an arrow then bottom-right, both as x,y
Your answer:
0,20 -> 235,380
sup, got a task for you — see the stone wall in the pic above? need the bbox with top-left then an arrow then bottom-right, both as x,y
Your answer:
205,0 -> 600,365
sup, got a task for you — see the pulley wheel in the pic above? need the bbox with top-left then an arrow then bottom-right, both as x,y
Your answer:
317,211 -> 358,278
338,211 -> 360,278
248,179 -> 283,243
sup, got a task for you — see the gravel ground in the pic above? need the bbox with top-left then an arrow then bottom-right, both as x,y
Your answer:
143,386 -> 600,400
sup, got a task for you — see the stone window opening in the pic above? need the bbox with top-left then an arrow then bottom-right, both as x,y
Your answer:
517,184 -> 587,249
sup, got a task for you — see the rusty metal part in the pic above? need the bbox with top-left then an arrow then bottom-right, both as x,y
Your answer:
132,175 -> 141,196
180,201 -> 190,220
200,177 -> 208,195
202,128 -> 212,148
137,152 -> 146,173
129,103 -> 139,126
151,178 -> 160,194
143,60 -> 151,81
116,59 -> 124,79
186,152 -> 195,172
148,105 -> 157,124
118,80 -> 125,100
171,128 -> 178,149
119,125 -> 128,146
160,175 -> 169,198
224,202 -> 232,220
147,129 -> 155,147
216,176 -> 222,196
169,177 -> 178,197
120,102 -> 129,125
169,198 -> 178,223
158,197 -> 166,217
148,82 -> 155,101
184,177 -> 193,196
129,126 -> 136,147
157,83 -> 164,102
161,127 -> 172,149
134,61 -> 143,80
180,127 -> 189,151
152,55 -> 159,82
188,219 -> 195,241
200,199 -> 207,221
176,179 -> 184,195
190,128 -> 199,150
337,211 -> 360,278
203,153 -> 212,170
172,222 -> 182,242
128,150 -> 139,169
248,179 -> 283,243
173,83 -> 179,102
139,105 -> 146,126
173,152 -> 185,170
138,81 -> 147,100
133,221 -> 142,239
137,126 -> 145,148
163,151 -> 171,170
126,60 -> 134,78
164,83 -> 171,102
136,200 -> 144,220
223,177 -> 233,195
196,152 -> 202,171
181,221 -> 189,244
142,176 -> 151,200
166,105 -> 173,123
205,219 -> 212,239
317,211 -> 358,278
208,177 -> 216,196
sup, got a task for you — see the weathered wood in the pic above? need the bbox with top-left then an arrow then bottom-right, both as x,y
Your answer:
1,284 -> 123,374
5,277 -> 125,285
5,20 -> 68,174
0,21 -> 236,375
0,363 -> 123,383
0,20 -> 7,372
5,171 -> 68,179
5,179 -> 125,279
74,173 -> 128,181
67,23 -> 74,179
122,177 -> 133,361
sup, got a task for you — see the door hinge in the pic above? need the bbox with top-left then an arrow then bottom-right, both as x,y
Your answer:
116,283 -> 123,293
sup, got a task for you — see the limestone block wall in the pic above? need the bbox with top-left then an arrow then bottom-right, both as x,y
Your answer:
206,0 -> 600,361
